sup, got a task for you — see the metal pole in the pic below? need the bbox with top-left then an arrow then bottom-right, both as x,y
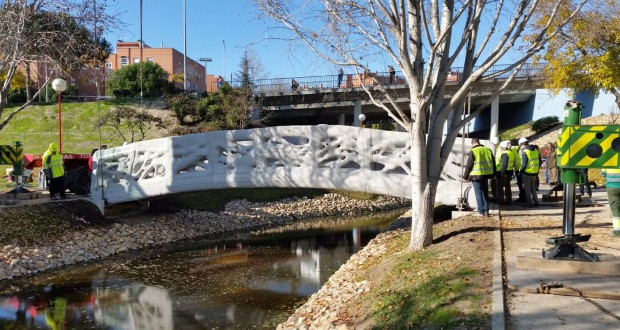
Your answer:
199,58 -> 212,92
563,183 -> 576,235
44,62 -> 48,102
183,0 -> 187,91
561,101 -> 583,236
58,92 -> 62,153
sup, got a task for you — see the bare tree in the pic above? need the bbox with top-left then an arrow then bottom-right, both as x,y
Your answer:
0,0 -> 120,130
254,0 -> 586,250
99,105 -> 166,143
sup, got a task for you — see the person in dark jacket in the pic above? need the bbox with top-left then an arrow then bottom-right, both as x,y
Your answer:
519,137 -> 541,207
464,138 -> 496,216
496,140 -> 515,204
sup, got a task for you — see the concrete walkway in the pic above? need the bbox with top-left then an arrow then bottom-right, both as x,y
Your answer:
498,186 -> 620,329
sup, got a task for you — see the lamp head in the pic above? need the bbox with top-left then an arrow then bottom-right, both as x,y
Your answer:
52,78 -> 67,92
358,114 -> 366,122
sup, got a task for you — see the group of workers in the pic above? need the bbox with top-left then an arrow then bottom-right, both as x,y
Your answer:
463,137 -> 541,216
463,136 -> 620,237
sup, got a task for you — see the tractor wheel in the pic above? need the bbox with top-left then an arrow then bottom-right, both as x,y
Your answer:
68,166 -> 91,195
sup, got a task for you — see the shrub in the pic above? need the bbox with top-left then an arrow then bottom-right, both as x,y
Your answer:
532,116 -> 560,133
112,89 -> 133,98
7,90 -> 26,104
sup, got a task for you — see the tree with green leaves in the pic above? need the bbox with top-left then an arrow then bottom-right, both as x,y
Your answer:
0,0 -> 119,131
169,83 -> 263,132
535,0 -> 620,108
254,0 -> 586,250
234,50 -> 266,89
106,61 -> 174,98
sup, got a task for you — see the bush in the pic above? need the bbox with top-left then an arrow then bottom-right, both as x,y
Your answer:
112,89 -> 133,98
532,116 -> 560,133
106,61 -> 172,97
7,90 -> 26,104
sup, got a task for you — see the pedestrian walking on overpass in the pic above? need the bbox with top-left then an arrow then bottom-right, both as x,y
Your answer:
42,143 -> 66,200
518,137 -> 541,207
291,79 -> 299,91
337,68 -> 344,88
464,138 -> 496,216
388,65 -> 395,84
603,168 -> 620,237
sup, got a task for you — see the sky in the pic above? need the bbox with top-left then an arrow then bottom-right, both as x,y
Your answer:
103,0 -> 334,81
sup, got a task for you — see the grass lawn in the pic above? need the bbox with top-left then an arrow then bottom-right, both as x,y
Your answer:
0,98 -> 165,155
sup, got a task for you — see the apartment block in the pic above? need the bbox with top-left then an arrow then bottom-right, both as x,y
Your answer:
106,41 -> 208,92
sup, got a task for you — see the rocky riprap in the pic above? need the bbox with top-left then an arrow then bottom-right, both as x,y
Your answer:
0,194 -> 409,281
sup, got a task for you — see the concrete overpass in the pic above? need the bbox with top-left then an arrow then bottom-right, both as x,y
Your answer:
246,64 -> 545,136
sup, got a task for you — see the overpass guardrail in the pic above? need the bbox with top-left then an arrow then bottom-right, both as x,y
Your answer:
220,63 -> 544,94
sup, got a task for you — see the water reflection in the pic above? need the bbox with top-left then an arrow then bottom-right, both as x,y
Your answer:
0,210 -> 403,329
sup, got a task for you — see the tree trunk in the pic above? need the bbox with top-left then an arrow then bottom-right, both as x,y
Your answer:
25,64 -> 31,102
407,121 -> 436,251
611,88 -> 620,111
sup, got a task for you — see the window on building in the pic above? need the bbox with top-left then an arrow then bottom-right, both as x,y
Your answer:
133,58 -> 139,63
106,62 -> 112,69
147,58 -> 154,62
120,56 -> 128,67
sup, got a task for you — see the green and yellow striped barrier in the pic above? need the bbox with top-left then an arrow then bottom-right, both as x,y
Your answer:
558,125 -> 620,169
0,143 -> 22,165
0,142 -> 24,178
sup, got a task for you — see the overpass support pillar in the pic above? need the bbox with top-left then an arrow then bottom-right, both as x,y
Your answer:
353,100 -> 362,127
338,113 -> 345,125
490,96 -> 499,140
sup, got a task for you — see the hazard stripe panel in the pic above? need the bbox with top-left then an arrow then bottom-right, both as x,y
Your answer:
0,145 -> 23,165
558,125 -> 620,169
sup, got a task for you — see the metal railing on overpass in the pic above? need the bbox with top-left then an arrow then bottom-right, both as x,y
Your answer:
218,63 -> 544,94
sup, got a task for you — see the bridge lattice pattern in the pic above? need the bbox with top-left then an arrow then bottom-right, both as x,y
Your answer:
91,125 -> 477,213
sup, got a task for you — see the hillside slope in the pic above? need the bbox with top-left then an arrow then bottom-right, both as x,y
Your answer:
0,98 -> 175,154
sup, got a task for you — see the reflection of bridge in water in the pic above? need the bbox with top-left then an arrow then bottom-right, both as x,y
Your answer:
91,125 -> 491,214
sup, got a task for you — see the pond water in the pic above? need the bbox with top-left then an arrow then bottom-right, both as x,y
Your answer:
0,209 -> 405,329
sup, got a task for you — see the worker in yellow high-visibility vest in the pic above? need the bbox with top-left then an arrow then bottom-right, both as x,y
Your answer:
464,138 -> 496,216
602,169 -> 620,237
496,140 -> 515,204
42,143 -> 66,200
518,137 -> 541,208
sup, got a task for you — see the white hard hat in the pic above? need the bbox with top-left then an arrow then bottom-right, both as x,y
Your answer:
499,141 -> 509,149
518,137 -> 528,145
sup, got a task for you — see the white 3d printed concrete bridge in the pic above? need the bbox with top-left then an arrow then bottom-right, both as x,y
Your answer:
90,125 -> 485,214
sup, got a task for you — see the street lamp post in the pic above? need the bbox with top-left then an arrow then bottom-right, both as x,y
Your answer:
222,40 -> 226,79
183,0 -> 187,91
52,78 -> 67,153
199,57 -> 212,92
358,113 -> 366,128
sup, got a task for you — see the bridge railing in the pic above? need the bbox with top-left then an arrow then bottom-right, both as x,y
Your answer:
223,62 -> 544,94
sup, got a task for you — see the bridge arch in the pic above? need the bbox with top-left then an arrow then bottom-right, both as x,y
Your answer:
90,125 -> 478,214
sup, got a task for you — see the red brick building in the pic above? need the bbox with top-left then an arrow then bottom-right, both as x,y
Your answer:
26,41 -> 216,98
106,41 -> 208,92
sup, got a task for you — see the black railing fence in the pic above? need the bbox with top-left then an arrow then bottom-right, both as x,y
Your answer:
219,62 -> 543,94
